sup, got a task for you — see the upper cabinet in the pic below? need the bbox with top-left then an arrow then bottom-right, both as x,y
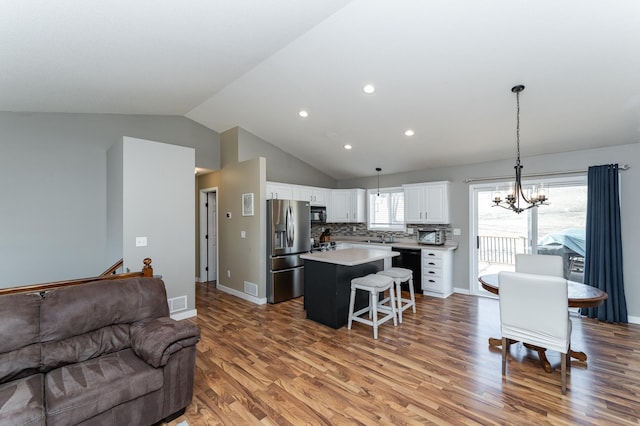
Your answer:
403,181 -> 450,224
294,186 -> 329,206
328,189 -> 365,223
266,182 -> 329,206
266,182 -> 294,200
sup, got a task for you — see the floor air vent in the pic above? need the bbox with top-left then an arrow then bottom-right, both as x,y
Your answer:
168,296 -> 187,313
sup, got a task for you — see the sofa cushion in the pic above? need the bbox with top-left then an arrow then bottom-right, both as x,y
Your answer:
40,277 -> 169,343
45,348 -> 163,426
0,373 -> 45,426
41,324 -> 130,372
0,293 -> 41,384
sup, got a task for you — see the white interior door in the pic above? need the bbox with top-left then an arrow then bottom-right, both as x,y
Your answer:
200,188 -> 218,283
206,192 -> 217,281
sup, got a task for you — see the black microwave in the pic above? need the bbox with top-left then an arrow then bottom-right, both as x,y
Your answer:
417,228 -> 446,245
310,206 -> 327,224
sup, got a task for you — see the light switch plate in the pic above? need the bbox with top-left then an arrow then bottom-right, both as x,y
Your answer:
241,230 -> 246,238
135,236 -> 147,247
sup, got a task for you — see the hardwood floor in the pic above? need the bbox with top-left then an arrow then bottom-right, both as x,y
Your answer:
167,282 -> 640,425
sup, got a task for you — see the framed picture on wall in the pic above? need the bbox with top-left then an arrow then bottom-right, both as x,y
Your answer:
242,193 -> 254,216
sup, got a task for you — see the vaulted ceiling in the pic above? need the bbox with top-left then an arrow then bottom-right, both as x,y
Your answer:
3,1 -> 639,179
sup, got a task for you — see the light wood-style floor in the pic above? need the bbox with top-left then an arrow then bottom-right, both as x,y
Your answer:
167,282 -> 640,425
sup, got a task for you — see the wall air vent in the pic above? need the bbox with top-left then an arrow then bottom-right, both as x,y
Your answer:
168,296 -> 187,313
244,281 -> 258,296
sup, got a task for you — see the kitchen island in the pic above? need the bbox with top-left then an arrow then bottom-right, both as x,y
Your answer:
300,248 -> 399,329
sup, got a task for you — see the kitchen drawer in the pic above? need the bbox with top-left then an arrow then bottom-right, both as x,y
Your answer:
422,250 -> 444,260
422,257 -> 443,269
423,267 -> 442,279
422,276 -> 443,291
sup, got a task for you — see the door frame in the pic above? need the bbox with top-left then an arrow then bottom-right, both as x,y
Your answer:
199,186 -> 218,283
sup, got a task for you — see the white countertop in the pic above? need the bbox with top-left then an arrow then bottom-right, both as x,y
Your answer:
333,237 -> 458,251
300,248 -> 399,266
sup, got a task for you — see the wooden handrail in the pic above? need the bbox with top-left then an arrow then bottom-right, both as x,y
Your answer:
0,258 -> 154,296
101,258 -> 124,276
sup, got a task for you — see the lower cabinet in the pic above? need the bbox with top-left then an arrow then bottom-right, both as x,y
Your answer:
421,249 -> 453,298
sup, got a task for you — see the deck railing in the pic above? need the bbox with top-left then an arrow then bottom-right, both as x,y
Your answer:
478,236 -> 528,265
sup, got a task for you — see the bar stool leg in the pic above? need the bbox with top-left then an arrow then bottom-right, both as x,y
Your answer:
395,280 -> 403,324
408,277 -> 416,313
371,290 -> 379,339
389,286 -> 398,326
347,288 -> 356,330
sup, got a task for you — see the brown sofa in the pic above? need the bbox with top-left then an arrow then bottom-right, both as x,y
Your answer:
0,277 -> 200,426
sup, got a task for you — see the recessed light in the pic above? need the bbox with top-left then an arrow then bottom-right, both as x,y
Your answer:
362,84 -> 375,94
298,110 -> 309,118
404,129 -> 415,136
344,144 -> 352,150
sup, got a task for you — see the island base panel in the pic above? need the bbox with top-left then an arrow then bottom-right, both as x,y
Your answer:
304,259 -> 383,329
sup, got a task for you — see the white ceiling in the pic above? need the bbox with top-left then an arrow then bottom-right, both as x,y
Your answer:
3,1 -> 640,179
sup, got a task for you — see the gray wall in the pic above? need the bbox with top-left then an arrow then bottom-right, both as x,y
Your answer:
121,137 -> 196,311
236,127 -> 337,188
0,111 -> 218,287
338,142 -> 640,319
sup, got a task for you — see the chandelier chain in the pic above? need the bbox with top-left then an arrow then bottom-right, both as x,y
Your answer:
515,90 -> 521,166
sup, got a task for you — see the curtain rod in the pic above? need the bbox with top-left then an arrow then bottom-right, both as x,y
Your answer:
464,164 -> 630,184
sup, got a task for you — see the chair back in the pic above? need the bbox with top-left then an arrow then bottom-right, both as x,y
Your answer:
515,254 -> 564,277
499,271 -> 570,353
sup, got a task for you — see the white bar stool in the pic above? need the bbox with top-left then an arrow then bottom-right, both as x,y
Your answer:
347,274 -> 397,339
377,267 -> 416,324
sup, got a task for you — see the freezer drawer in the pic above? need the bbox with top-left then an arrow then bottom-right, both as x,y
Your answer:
268,266 -> 304,303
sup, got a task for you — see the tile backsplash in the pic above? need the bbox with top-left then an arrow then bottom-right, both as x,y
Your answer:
311,223 -> 452,242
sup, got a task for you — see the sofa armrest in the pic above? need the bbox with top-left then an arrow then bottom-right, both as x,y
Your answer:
130,317 -> 200,368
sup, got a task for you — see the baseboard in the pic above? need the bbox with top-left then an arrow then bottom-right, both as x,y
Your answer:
453,287 -> 470,295
170,309 -> 197,320
627,315 -> 640,325
216,283 -> 267,305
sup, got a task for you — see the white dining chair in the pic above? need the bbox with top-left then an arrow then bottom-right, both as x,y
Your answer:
498,271 -> 572,394
515,254 -> 564,277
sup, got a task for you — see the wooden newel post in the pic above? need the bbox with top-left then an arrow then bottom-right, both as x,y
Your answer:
142,258 -> 153,277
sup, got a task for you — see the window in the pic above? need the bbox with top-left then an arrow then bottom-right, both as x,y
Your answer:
367,187 -> 405,231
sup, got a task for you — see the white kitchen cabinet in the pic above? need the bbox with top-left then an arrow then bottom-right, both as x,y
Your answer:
328,189 -> 365,223
266,182 -> 294,200
268,182 -> 329,205
310,188 -> 329,206
295,186 -> 329,206
403,181 -> 450,224
421,249 -> 453,298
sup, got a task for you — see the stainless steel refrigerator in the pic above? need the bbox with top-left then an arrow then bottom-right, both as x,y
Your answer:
267,199 -> 311,303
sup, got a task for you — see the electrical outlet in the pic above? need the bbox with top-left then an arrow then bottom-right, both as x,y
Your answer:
453,228 -> 461,236
352,226 -> 357,232
241,230 -> 246,238
135,236 -> 147,247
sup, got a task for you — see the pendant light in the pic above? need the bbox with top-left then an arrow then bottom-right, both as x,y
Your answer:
376,167 -> 382,196
492,85 -> 548,214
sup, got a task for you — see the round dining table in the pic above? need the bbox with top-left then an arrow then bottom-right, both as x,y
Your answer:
479,273 -> 608,373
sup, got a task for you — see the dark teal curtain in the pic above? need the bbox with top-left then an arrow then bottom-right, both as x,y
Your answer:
581,164 -> 627,323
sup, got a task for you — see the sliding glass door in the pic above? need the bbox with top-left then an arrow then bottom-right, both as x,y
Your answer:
470,176 -> 587,296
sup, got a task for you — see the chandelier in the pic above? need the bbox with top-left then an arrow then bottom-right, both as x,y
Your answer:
492,85 -> 548,214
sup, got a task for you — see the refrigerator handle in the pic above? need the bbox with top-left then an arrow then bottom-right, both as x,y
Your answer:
286,206 -> 294,246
